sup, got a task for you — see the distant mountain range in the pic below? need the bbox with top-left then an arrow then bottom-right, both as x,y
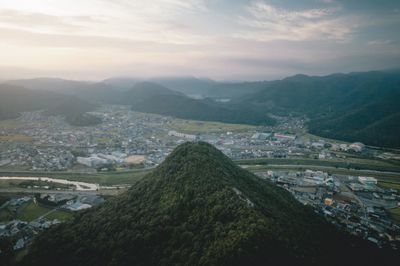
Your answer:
240,71 -> 400,147
0,84 -> 100,126
20,142 -> 399,266
1,70 -> 400,147
119,82 -> 274,125
0,79 -> 275,126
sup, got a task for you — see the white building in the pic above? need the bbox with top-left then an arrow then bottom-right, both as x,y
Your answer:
77,155 -> 108,167
358,176 -> 377,185
168,130 -> 197,141
349,142 -> 365,152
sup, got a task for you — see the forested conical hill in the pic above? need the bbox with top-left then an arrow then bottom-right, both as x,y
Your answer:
22,142 -> 398,266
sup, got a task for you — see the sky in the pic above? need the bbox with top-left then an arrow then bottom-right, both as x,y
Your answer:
0,0 -> 399,80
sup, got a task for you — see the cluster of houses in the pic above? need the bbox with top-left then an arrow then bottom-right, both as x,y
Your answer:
260,170 -> 400,249
0,218 -> 61,252
0,193 -> 105,254
2,104 -> 393,174
37,193 -> 105,211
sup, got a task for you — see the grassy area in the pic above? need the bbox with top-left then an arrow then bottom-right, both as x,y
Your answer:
0,168 -> 151,186
0,195 -> 10,205
169,119 -> 256,133
304,132 -> 349,144
46,210 -> 73,221
0,208 -> 13,221
0,134 -> 33,142
378,181 -> 400,191
387,207 -> 400,223
16,202 -> 72,222
0,119 -> 22,129
14,249 -> 29,263
0,180 -> 74,190
0,180 -> 21,189
16,202 -> 52,221
95,137 -> 112,144
236,157 -> 400,173
245,164 -> 400,182
51,170 -> 149,185
0,201 -> 73,222
0,165 -> 31,171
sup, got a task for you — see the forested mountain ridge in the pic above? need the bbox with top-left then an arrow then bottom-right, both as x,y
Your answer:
0,84 -> 100,125
122,82 -> 276,125
21,142 -> 398,266
3,71 -> 400,147
239,71 -> 400,147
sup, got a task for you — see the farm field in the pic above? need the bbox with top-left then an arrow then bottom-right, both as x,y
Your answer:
168,119 -> 256,133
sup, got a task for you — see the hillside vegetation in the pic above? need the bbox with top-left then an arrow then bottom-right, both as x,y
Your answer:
0,84 -> 100,126
122,82 -> 275,125
241,71 -> 400,147
21,142 -> 398,266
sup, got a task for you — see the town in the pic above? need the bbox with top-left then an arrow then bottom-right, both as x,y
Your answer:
0,192 -> 104,253
0,105 -> 395,172
258,170 -> 400,249
1,105 -> 400,257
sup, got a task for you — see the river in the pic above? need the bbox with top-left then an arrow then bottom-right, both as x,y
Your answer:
0,176 -> 99,191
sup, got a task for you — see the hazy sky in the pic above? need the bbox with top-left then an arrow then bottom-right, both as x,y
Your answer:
0,0 -> 399,80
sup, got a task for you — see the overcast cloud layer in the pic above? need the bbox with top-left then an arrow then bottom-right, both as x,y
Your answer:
0,0 -> 399,80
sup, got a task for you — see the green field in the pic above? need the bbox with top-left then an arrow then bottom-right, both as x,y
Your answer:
0,180 -> 73,190
0,168 -> 151,186
378,181 -> 400,191
46,209 -> 73,221
16,202 -> 53,221
16,202 -> 72,222
245,164 -> 400,182
0,208 -> 13,221
304,133 -> 349,144
237,157 -> 400,173
2,155 -> 400,188
169,119 -> 256,133
387,207 -> 400,223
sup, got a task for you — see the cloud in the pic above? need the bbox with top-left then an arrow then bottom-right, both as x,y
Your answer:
0,0 -> 399,80
0,9 -> 100,34
235,1 -> 359,42
0,0 -> 209,44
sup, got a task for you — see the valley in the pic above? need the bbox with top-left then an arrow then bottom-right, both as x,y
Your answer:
1,104 -> 400,262
1,0 -> 399,264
